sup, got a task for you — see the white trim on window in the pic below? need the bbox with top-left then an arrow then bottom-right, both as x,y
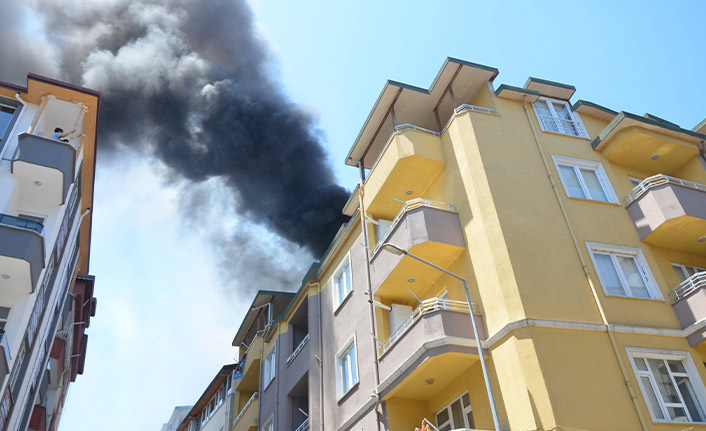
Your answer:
435,391 -> 474,430
532,96 -> 587,138
336,335 -> 359,400
627,347 -> 706,424
332,253 -> 353,311
552,155 -> 619,203
262,414 -> 274,431
586,242 -> 663,301
262,342 -> 277,389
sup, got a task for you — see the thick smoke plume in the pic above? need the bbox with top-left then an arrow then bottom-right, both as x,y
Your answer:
1,0 -> 350,259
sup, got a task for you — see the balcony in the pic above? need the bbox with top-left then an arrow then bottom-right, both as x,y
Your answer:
363,126 -> 445,219
370,201 -> 465,300
294,418 -> 309,431
669,272 -> 706,346
235,335 -> 263,392
0,214 -> 45,293
591,112 -> 703,175
232,392 -> 258,431
377,298 -> 485,400
12,133 -> 76,205
624,175 -> 706,254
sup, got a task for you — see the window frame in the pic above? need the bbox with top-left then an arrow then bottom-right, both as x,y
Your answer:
552,155 -> 619,204
332,253 -> 353,311
262,414 -> 274,431
586,242 -> 663,301
0,98 -> 22,151
262,342 -> 277,389
627,347 -> 706,424
435,391 -> 474,430
532,96 -> 587,138
336,336 -> 359,400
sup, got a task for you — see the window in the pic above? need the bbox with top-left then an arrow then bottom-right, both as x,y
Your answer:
262,416 -> 274,431
628,348 -> 706,423
332,256 -> 352,309
336,339 -> 358,398
532,97 -> 586,137
587,243 -> 661,300
552,156 -> 618,203
672,263 -> 706,284
0,101 -> 19,144
435,392 -> 474,430
263,344 -> 276,388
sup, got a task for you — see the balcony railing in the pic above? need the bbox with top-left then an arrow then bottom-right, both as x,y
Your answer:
668,272 -> 706,304
394,123 -> 441,136
455,104 -> 497,116
537,114 -> 584,137
378,298 -> 471,356
371,199 -> 457,256
624,174 -> 706,205
294,418 -> 310,431
286,333 -> 309,365
0,214 -> 43,234
232,392 -> 258,427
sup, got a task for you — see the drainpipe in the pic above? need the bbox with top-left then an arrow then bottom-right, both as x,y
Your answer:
311,281 -> 325,431
522,101 -> 649,431
357,162 -> 383,431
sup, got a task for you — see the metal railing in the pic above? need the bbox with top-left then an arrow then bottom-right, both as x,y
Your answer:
668,272 -> 706,304
286,333 -> 309,365
455,103 -> 497,116
418,418 -> 440,431
623,174 -> 706,205
232,392 -> 259,427
379,298 -> 471,356
0,213 -> 43,234
537,114 -> 584,137
371,199 -> 457,256
394,123 -> 441,136
294,418 -> 310,431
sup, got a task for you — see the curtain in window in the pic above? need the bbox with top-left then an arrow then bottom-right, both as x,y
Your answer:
594,253 -> 626,296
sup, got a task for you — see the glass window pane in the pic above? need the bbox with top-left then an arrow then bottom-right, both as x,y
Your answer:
466,411 -> 475,429
640,376 -> 665,420
668,360 -> 687,374
579,168 -> 608,202
618,256 -> 649,298
676,376 -> 704,422
552,101 -> 572,120
594,253 -> 626,296
436,409 -> 449,426
450,400 -> 463,428
558,165 -> 586,198
462,393 -> 470,408
673,265 -> 688,283
0,107 -> 14,140
344,264 -> 352,295
667,406 -> 688,422
635,357 -> 648,371
349,345 -> 358,384
647,359 -> 681,404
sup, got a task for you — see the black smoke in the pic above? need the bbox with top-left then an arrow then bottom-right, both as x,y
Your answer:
1,0 -> 349,258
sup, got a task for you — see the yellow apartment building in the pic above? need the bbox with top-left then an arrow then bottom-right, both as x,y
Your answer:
222,58 -> 706,431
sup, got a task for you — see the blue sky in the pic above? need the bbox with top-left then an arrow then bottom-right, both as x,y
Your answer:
51,1 -> 706,430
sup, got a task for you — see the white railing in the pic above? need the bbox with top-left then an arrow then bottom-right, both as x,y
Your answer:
537,114 -> 584,137
623,174 -> 706,205
418,417 -> 440,431
371,199 -> 457,256
394,123 -> 441,136
232,392 -> 259,427
379,298 -> 471,356
668,272 -> 706,304
455,104 -> 497,116
286,333 -> 310,365
294,418 -> 310,431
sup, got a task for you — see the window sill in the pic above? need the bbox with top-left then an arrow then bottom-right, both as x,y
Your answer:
333,290 -> 353,316
337,381 -> 359,404
602,293 -> 665,303
566,197 -> 621,207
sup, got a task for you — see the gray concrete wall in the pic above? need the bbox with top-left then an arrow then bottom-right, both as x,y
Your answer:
627,183 -> 706,239
13,133 -> 76,204
370,206 -> 464,290
319,233 -> 380,431
0,223 -> 44,290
